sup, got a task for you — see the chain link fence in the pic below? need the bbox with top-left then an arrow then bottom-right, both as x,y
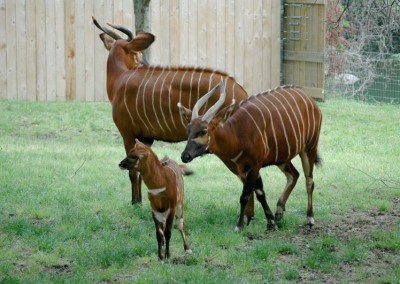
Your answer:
325,47 -> 400,104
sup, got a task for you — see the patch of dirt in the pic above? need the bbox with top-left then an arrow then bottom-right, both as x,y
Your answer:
246,209 -> 399,283
288,210 -> 400,283
44,264 -> 72,274
294,209 -> 400,241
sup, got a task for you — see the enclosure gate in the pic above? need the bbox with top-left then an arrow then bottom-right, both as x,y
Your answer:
282,0 -> 326,100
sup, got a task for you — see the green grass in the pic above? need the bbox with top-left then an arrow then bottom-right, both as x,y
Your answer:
0,99 -> 399,283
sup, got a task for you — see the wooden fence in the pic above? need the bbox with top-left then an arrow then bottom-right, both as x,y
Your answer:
149,0 -> 281,97
0,0 -> 323,101
0,0 -> 135,101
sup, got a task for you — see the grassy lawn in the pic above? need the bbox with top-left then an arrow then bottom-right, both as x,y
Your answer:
0,99 -> 399,283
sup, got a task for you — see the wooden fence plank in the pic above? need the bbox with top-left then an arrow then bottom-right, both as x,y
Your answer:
16,0 -> 27,100
45,0 -> 56,101
35,0 -> 46,101
234,0 -> 244,85
113,0 -> 123,25
26,0 -> 37,101
179,0 -> 189,65
252,0 -> 263,94
5,0 -> 16,100
84,0 -> 94,101
0,0 -> 6,100
216,0 -> 226,71
74,0 -> 85,100
243,0 -> 254,94
150,0 -> 160,64
262,0 -> 272,90
206,0 -> 217,69
55,0 -> 66,101
170,0 -> 180,65
122,0 -> 134,29
66,0 -> 76,100
187,0 -> 198,65
94,0 -> 105,101
270,0 -> 280,87
225,0 -> 235,75
197,0 -> 207,66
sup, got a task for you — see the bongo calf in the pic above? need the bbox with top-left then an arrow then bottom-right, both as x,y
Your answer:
119,139 -> 192,260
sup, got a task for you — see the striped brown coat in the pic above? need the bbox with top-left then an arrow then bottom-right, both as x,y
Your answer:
179,83 -> 322,231
93,17 -> 250,207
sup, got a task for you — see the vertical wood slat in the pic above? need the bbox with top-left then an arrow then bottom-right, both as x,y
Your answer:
187,0 -> 198,66
206,0 -> 217,69
170,0 -> 180,65
216,0 -> 226,71
74,0 -> 84,101
0,0 -> 6,99
197,0 -> 207,66
45,0 -> 56,101
66,0 -> 76,101
94,0 -> 105,102
159,1 -> 170,65
225,0 -> 235,76
270,0 -> 281,88
234,0 -> 244,86
179,0 -> 188,65
26,0 -> 37,101
84,0 -> 94,101
262,0 -> 272,90
150,0 -> 161,64
35,0 -> 46,101
243,0 -> 254,93
5,0 -> 16,100
16,0 -> 27,100
55,0 -> 66,101
252,0 -> 262,94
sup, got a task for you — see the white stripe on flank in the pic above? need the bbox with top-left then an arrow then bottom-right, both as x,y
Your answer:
276,89 -> 302,151
248,100 -> 269,155
196,68 -> 205,108
282,88 -> 306,145
255,96 -> 279,161
168,70 -> 180,130
295,88 -> 314,144
231,150 -> 243,163
151,68 -> 166,134
136,67 -> 152,132
242,107 -> 267,156
123,67 -> 140,127
263,96 -> 291,159
292,88 -> 311,144
159,69 -> 173,134
148,187 -> 166,196
269,92 -> 299,156
188,72 -> 195,108
142,67 -> 157,131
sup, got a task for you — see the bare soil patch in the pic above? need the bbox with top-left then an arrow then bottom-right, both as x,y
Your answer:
288,209 -> 399,283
